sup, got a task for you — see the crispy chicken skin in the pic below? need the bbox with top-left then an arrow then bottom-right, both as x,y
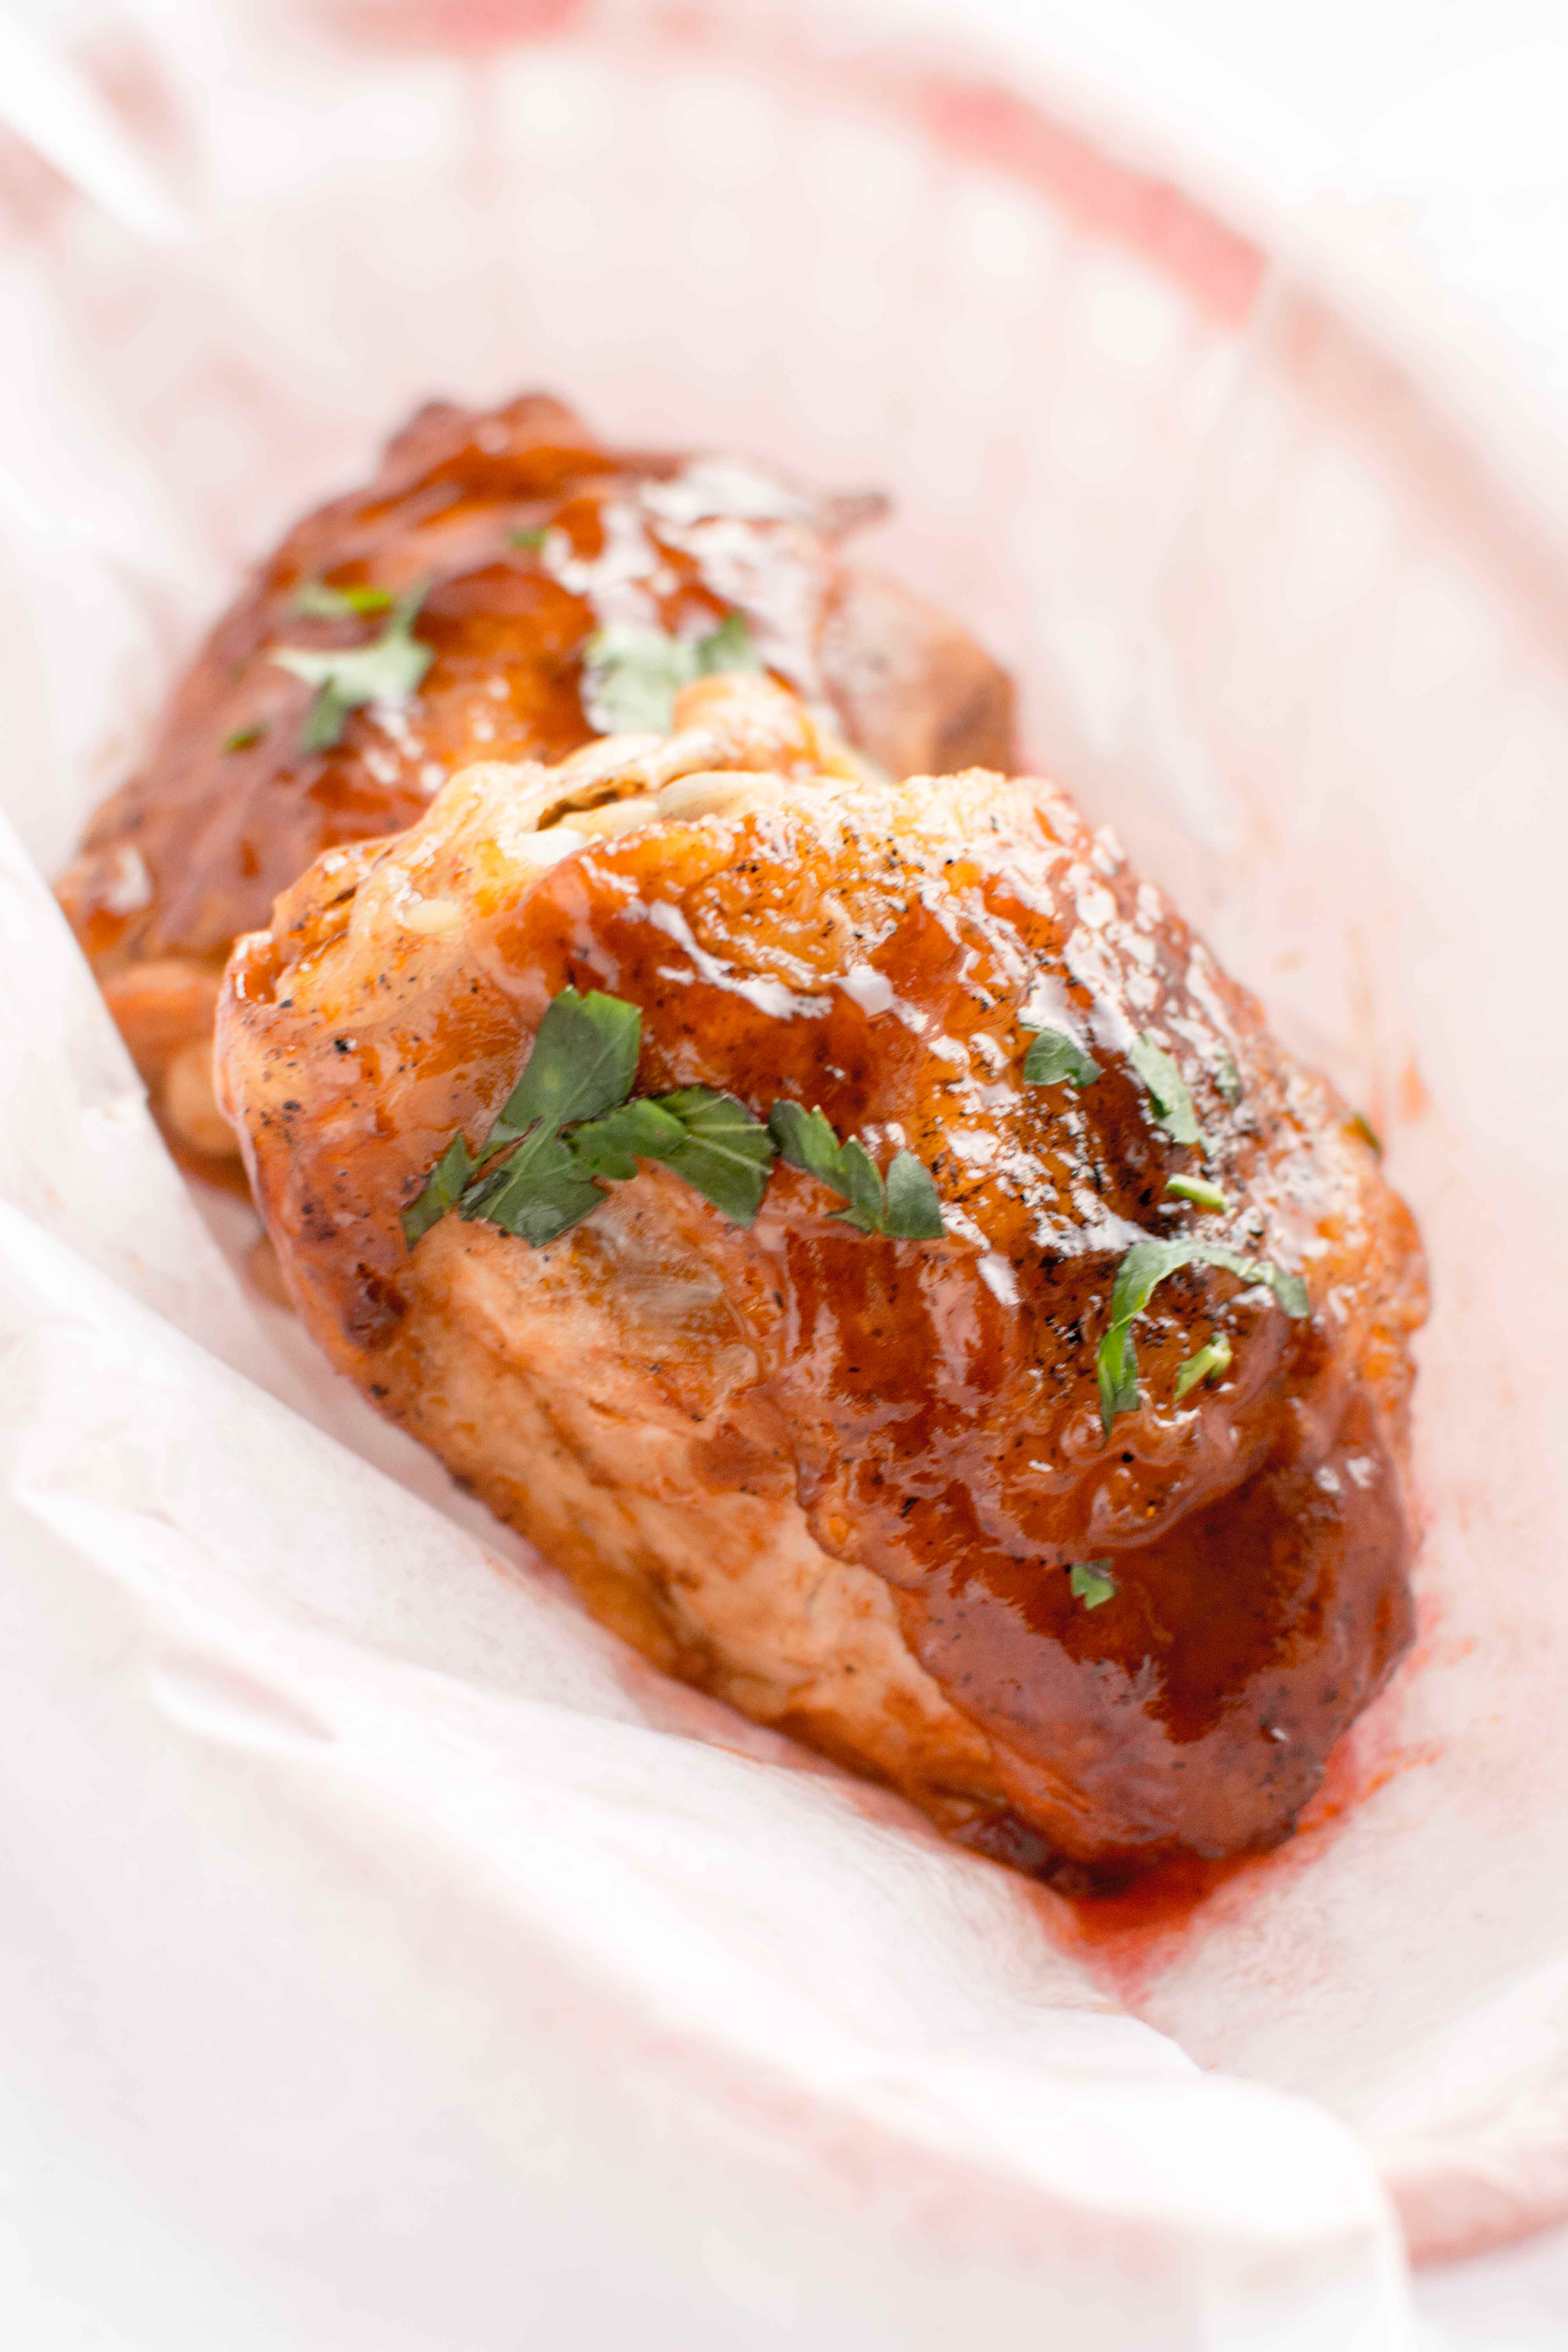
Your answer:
59,392 -> 1013,1174
216,674 -> 1426,1886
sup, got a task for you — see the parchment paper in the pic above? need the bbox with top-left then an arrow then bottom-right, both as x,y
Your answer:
2,0 -> 1565,2342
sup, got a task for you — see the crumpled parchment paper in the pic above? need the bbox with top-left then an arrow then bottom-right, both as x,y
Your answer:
2,1 -> 1565,2343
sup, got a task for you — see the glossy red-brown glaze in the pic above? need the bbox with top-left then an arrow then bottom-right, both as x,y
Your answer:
60,391 -> 1013,1164
216,679 -> 1425,1883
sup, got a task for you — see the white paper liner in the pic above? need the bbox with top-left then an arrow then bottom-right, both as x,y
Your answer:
2,0 -> 1565,2339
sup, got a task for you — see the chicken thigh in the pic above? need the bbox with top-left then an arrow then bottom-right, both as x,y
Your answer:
216,674 -> 1425,1885
60,392 -> 1013,1174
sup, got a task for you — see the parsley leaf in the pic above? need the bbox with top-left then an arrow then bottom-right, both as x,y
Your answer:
290,578 -> 396,619
768,1102 -> 944,1238
462,1125 -> 605,1246
571,1087 -> 775,1226
405,993 -> 779,1251
401,1130 -> 477,1247
1165,1172 -> 1229,1212
1097,1238 -> 1309,1436
1069,1561 -> 1118,1610
406,993 -> 938,1254
408,988 -> 642,1251
1174,1332 -> 1233,1401
580,626 -> 696,733
222,722 -> 266,753
472,1080 -> 774,1240
509,526 -> 548,551
883,1148 -> 946,1239
1216,1056 -> 1242,1104
766,1102 -> 842,1191
580,614 -> 762,735
568,1095 -> 688,1179
694,612 -> 762,677
272,584 -> 434,752
835,1139 -> 887,1234
1129,1031 -> 1206,1151
1348,1111 -> 1382,1156
486,987 -> 642,1149
1023,1026 -> 1102,1089
647,1087 -> 775,1226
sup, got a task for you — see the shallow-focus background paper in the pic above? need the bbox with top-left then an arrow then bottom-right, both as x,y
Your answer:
2,0 -> 1568,2344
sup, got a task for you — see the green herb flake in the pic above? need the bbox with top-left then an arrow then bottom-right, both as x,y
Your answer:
407,989 -> 783,1253
646,1087 -> 776,1227
290,578 -> 396,619
569,1087 -> 774,1225
1097,1238 -> 1309,1437
768,1102 -> 944,1239
580,613 -> 762,735
1348,1110 -> 1382,1156
1129,1030 -> 1206,1152
463,1126 -> 605,1247
1022,1026 -> 1102,1090
435,987 -> 645,1250
883,1149 -> 946,1240
694,612 -> 762,677
486,986 -> 642,1150
1216,1056 -> 1242,1104
272,584 -> 434,753
835,1138 -> 887,1234
1165,1172 -> 1229,1212
766,1102 -> 841,1190
1069,1561 -> 1118,1610
509,526 -> 548,551
407,991 -> 941,1255
580,625 -> 697,734
1174,1332 -> 1233,1401
222,722 -> 266,753
401,1130 -> 477,1247
568,1095 -> 687,1180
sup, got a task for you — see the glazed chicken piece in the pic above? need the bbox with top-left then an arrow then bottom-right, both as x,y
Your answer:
59,391 -> 1013,1176
216,674 -> 1426,1885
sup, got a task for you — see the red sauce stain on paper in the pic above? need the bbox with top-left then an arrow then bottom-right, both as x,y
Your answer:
1060,1582 -> 1449,2007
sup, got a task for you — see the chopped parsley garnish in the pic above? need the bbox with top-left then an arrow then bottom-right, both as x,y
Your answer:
693,612 -> 760,676
1096,1238 -> 1308,1436
290,578 -> 395,618
509,526 -> 548,550
574,1087 -> 775,1227
222,722 -> 266,753
1022,1026 -> 1102,1089
883,1146 -> 946,1238
451,987 -> 652,1246
768,1102 -> 945,1238
406,989 -> 770,1247
1129,1030 -> 1206,1152
400,1131 -> 476,1246
1165,1172 -> 1228,1212
580,627 -> 692,734
1216,1056 -> 1242,1103
580,613 -> 763,735
458,1125 -> 604,1246
403,988 -> 946,1253
1069,1561 -> 1118,1610
273,584 -> 434,753
1348,1111 -> 1382,1155
1174,1332 -> 1233,1401
566,1093 -> 687,1178
484,985 -> 641,1151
